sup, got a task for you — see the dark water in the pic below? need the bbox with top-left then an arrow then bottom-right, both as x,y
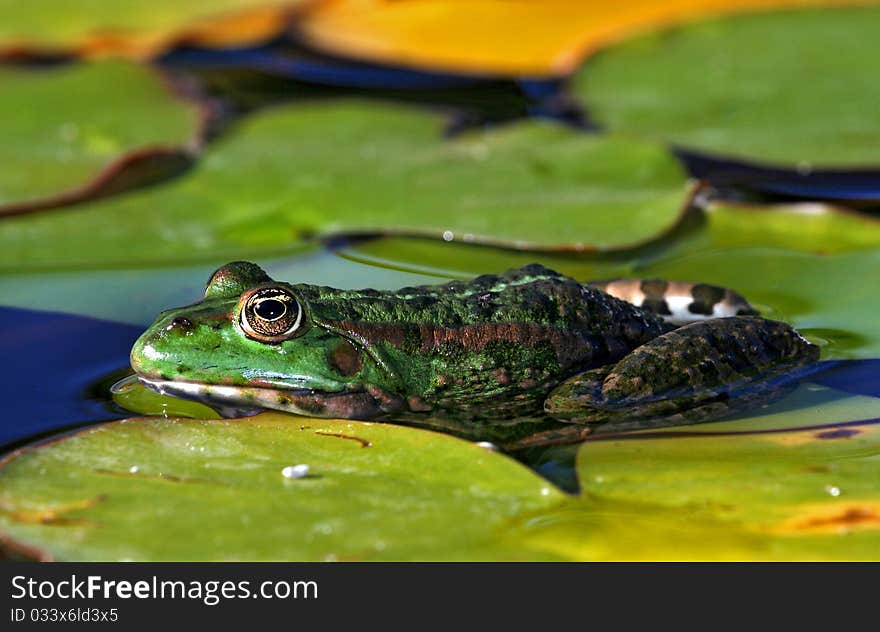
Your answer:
0,307 -> 139,448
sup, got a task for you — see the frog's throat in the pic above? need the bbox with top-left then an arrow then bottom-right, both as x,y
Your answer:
138,377 -> 394,420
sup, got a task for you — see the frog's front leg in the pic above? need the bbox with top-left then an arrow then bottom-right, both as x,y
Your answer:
545,316 -> 819,427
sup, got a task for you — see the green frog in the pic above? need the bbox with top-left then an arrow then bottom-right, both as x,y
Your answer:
131,262 -> 818,445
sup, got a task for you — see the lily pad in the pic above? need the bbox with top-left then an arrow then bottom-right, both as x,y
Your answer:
0,100 -> 692,270
575,5 -> 880,167
0,1 -> 297,59
0,415 -> 564,561
297,0 -> 856,76
556,396 -> 880,560
0,61 -> 199,214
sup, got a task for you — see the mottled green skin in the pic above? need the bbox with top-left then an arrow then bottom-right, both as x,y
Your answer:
131,262 -> 818,433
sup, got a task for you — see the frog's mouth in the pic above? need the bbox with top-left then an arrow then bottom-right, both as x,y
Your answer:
137,376 -> 390,420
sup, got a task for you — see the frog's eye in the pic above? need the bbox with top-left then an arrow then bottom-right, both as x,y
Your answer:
239,286 -> 304,342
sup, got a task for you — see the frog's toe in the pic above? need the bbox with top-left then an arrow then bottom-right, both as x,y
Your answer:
545,316 -> 819,426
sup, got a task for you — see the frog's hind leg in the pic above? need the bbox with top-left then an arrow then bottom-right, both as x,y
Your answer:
589,279 -> 758,325
545,316 -> 819,429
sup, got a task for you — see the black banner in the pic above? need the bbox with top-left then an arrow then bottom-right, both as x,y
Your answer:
0,562 -> 875,627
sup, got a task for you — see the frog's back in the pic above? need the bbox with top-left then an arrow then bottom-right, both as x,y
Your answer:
298,264 -> 660,328
296,265 -> 669,420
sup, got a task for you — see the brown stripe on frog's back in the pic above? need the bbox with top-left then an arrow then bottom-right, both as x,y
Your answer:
323,320 -> 605,369
417,322 -> 594,365
321,321 -> 413,350
591,278 -> 758,324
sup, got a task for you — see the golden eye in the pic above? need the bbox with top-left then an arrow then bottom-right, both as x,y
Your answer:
239,287 -> 304,342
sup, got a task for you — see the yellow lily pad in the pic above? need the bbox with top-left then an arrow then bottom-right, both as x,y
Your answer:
296,0 -> 868,75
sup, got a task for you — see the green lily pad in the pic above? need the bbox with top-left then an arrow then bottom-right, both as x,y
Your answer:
0,100 -> 692,271
0,61 -> 198,213
556,396 -> 880,560
0,414 -> 564,561
343,202 -> 880,358
493,386 -> 880,561
574,6 -> 880,167
344,202 -> 880,278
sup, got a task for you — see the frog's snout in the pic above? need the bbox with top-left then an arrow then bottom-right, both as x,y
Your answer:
129,312 -> 191,378
129,329 -> 150,376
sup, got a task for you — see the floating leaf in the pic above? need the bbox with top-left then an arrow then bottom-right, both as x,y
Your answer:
0,61 -> 200,215
342,202 -> 880,358
0,415 -> 563,561
0,100 -> 692,270
0,1 -> 300,60
492,386 -> 880,560
575,5 -> 880,167
296,0 -> 866,76
551,392 -> 880,560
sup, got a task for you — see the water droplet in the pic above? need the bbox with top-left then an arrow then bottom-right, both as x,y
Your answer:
540,487 -> 552,496
475,441 -> 498,451
129,466 -> 139,474
282,464 -> 310,479
442,230 -> 454,241
825,485 -> 841,497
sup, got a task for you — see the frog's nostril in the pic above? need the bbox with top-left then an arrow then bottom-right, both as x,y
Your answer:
168,317 -> 193,331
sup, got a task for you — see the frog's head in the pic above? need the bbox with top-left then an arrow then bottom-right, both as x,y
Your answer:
130,262 -> 391,419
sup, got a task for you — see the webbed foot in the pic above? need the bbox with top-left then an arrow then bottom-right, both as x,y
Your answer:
544,316 -> 819,428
